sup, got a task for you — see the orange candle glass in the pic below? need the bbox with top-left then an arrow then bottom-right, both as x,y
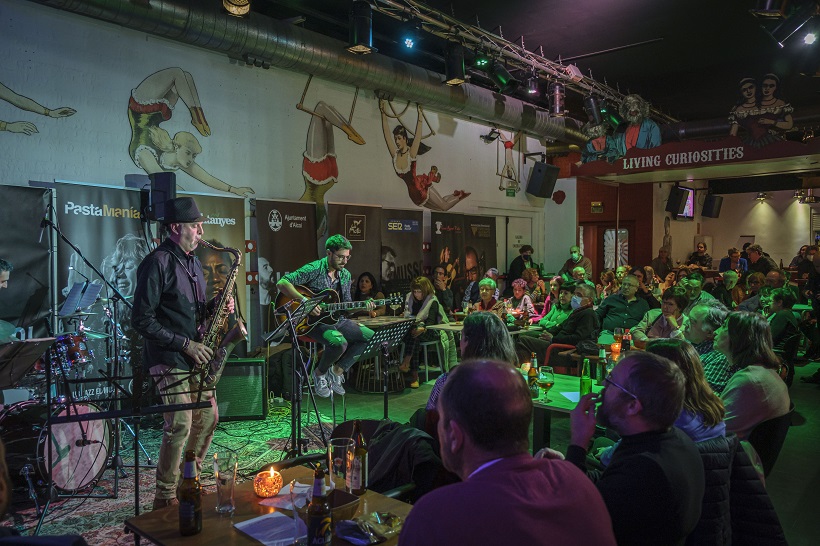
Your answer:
253,468 -> 283,498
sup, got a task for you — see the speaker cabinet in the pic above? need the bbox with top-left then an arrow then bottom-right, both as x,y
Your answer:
665,187 -> 688,215
216,358 -> 267,421
702,195 -> 724,218
148,172 -> 177,222
525,161 -> 560,198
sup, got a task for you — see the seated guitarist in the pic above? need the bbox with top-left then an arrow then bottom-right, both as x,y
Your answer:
277,234 -> 374,397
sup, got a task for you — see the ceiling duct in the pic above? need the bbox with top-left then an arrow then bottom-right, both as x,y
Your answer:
30,0 -> 587,145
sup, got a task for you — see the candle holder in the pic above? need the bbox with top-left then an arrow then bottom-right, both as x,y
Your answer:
253,468 -> 283,498
610,342 -> 621,356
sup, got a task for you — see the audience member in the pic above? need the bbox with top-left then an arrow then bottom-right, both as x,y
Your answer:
532,275 -> 562,321
534,282 -> 574,331
650,246 -> 673,280
507,245 -> 535,288
687,241 -> 713,269
714,312 -> 791,440
682,301 -> 732,394
402,360 -> 617,546
596,270 -> 619,301
746,244 -> 778,277
718,247 -> 748,274
432,265 -> 454,313
595,274 -> 650,334
768,287 -> 799,352
615,264 -> 631,281
631,286 -> 689,348
516,283 -> 599,365
681,271 -> 715,315
507,278 -> 537,317
522,267 -> 547,303
426,312 -> 517,411
473,278 -> 505,316
558,245 -> 593,281
462,268 -> 500,309
351,271 -> 386,317
561,352 -> 705,545
399,276 -> 448,388
658,270 -> 677,292
736,271 -> 765,312
633,266 -> 661,309
796,245 -> 818,279
788,245 -> 809,269
709,270 -> 740,308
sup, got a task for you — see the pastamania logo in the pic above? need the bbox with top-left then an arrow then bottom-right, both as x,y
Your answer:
64,201 -> 142,219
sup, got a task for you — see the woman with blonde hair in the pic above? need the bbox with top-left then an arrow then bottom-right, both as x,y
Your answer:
399,276 -> 448,388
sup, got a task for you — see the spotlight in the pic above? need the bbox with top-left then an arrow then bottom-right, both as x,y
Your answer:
223,0 -> 250,16
444,41 -> 466,86
600,100 -> 628,133
526,72 -> 539,95
756,192 -> 772,201
548,82 -> 566,117
472,50 -> 491,68
583,96 -> 603,125
806,31 -> 818,44
480,128 -> 501,143
766,1 -> 818,47
488,62 -> 519,93
347,0 -> 375,55
402,20 -> 422,49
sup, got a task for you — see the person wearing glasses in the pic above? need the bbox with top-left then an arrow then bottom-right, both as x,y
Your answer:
551,351 -> 704,546
432,265 -> 454,313
277,234 -> 374,398
595,274 -> 650,338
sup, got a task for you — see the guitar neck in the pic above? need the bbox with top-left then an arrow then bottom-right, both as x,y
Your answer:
323,298 -> 393,312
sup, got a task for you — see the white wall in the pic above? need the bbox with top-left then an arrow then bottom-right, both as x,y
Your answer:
653,182 -> 811,267
1,0 -> 575,268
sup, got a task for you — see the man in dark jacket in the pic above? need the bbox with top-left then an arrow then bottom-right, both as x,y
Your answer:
516,283 -> 599,365
560,351 -> 705,545
596,274 -> 650,333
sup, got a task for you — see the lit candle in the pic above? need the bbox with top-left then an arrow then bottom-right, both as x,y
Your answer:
253,468 -> 283,498
610,342 -> 621,355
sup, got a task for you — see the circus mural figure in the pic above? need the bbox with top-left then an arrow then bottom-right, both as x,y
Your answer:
613,94 -> 662,157
0,81 -> 76,135
297,77 -> 366,237
729,74 -> 793,148
127,67 -> 254,197
379,99 -> 470,211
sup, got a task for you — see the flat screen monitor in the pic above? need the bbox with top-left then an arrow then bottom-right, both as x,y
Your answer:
677,186 -> 695,220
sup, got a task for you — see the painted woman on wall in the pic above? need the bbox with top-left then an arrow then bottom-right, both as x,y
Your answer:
1,81 -> 75,135
728,75 -> 793,148
127,67 -> 254,196
379,99 -> 470,211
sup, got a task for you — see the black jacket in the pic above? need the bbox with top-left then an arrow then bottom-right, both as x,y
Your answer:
549,305 -> 599,346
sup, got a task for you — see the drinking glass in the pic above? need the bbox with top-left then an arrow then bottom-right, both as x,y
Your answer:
389,300 -> 401,317
213,451 -> 238,515
328,438 -> 355,486
613,327 -> 624,343
537,367 -> 555,402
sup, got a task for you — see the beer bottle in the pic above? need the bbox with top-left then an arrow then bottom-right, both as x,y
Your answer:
580,358 -> 593,396
346,419 -> 368,496
528,353 -> 539,398
596,348 -> 607,386
621,329 -> 632,351
307,464 -> 332,546
178,450 -> 202,536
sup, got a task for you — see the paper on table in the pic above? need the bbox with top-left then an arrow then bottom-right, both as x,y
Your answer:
234,511 -> 307,546
561,391 -> 580,403
258,482 -> 311,510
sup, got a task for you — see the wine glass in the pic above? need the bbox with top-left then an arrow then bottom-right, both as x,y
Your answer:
389,296 -> 401,317
613,327 -> 624,344
537,367 -> 555,402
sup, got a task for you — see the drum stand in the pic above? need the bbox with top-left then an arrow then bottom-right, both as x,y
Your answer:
264,294 -> 329,458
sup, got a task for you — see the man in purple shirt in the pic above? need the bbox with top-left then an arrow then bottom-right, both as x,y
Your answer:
400,359 -> 616,546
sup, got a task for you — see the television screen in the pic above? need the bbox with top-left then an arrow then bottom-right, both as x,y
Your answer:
677,186 -> 695,220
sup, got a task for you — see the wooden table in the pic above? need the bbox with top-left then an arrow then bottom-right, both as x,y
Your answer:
531,373 -> 603,453
125,465 -> 411,545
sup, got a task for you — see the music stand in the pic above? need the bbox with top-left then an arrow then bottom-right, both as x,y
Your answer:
264,294 -> 329,457
353,319 -> 414,419
59,282 -> 102,317
0,338 -> 56,390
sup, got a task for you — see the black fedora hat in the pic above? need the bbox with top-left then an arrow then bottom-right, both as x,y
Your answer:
162,197 -> 206,224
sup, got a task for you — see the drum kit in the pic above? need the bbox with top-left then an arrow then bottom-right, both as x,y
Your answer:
0,299 -> 140,499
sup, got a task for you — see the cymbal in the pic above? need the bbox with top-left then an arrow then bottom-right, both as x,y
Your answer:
0,319 -> 16,339
82,329 -> 113,340
62,311 -> 100,319
98,295 -> 134,303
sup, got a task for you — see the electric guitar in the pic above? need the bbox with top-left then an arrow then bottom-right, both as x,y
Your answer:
273,285 -> 403,336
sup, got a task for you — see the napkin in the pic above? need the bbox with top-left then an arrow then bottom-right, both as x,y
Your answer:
258,482 -> 311,510
234,511 -> 307,546
561,391 -> 580,403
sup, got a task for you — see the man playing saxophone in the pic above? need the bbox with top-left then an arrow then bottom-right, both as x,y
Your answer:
132,197 -> 234,510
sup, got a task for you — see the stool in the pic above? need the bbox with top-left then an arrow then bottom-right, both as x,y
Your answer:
354,349 -> 405,394
418,339 -> 445,382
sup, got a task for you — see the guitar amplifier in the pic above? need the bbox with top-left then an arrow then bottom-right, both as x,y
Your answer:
215,358 -> 267,421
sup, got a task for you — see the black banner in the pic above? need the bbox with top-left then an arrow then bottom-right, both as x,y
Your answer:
380,209 -> 423,297
327,203 -> 381,292
253,199 -> 317,341
430,212 -> 466,305
0,185 -> 51,336
463,215 -> 498,279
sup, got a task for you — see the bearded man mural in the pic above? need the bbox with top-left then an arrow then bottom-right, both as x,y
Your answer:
613,94 -> 661,157
580,122 -> 618,164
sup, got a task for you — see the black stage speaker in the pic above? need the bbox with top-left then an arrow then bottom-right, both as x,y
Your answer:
148,172 -> 177,222
702,194 -> 724,218
525,161 -> 560,198
216,358 -> 267,421
665,186 -> 688,215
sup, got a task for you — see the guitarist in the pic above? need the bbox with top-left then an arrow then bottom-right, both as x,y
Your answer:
132,197 -> 233,511
277,234 -> 374,398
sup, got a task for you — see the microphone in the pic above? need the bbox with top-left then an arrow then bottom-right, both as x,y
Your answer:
38,215 -> 48,244
75,439 -> 102,447
69,266 -> 91,283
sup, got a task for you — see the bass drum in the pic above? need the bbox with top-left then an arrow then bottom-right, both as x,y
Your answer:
0,401 -> 112,493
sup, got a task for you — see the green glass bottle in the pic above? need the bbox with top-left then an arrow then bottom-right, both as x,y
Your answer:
580,358 -> 593,396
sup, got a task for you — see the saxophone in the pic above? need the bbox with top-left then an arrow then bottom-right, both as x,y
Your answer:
196,240 -> 247,387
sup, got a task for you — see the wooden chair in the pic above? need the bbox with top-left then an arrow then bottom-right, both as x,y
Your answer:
747,402 -> 795,477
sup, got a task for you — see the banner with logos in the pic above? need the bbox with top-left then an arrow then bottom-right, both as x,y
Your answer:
380,208 -> 423,297
327,203 -> 382,292
253,199 -> 318,340
430,212 -> 466,307
463,215 -> 498,278
0,185 -> 51,337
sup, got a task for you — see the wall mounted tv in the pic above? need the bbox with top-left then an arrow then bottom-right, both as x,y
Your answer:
676,186 -> 695,220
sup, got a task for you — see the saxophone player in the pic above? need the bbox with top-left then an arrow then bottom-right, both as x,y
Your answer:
132,197 -> 234,510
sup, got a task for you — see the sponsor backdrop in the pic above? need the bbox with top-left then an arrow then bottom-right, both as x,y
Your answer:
327,203 -> 381,293
380,209 -> 424,298
0,185 -> 51,336
430,212 -> 466,306
464,215 -> 498,279
253,199 -> 317,341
